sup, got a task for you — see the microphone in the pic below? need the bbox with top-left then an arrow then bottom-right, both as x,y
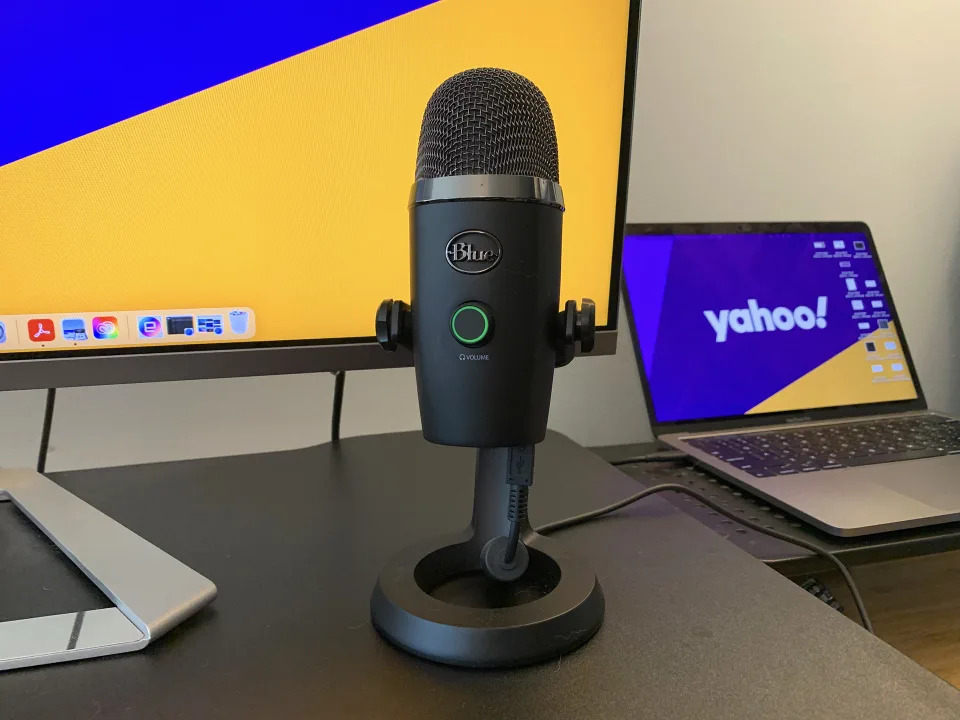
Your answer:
371,69 -> 604,668
377,67 -> 594,447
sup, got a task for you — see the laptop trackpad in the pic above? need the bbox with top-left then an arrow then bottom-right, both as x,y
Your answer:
873,455 -> 960,510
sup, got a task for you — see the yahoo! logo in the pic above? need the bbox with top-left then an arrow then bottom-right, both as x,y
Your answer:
704,297 -> 827,343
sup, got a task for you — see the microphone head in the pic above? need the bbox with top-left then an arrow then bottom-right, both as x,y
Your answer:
415,68 -> 559,182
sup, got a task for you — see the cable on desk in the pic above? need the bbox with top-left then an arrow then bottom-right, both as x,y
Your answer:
536,482 -> 874,634
36,388 -> 57,474
331,371 -> 346,444
609,451 -> 689,465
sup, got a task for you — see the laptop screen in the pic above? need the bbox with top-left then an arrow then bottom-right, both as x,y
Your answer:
623,229 -> 921,424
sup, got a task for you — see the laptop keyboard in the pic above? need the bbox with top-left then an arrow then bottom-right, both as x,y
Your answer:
686,415 -> 960,478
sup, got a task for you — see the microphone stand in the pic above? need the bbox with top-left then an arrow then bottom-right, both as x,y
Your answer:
370,446 -> 604,668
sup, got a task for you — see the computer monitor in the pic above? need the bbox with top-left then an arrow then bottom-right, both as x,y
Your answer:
0,1 -> 640,391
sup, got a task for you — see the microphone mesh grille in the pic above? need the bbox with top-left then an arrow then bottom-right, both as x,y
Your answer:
415,68 -> 559,182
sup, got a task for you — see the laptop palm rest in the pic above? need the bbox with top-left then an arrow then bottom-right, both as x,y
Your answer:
871,455 -> 960,510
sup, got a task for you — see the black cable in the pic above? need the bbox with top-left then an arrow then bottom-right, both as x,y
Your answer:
501,447 -> 534,567
37,387 -> 56,474
503,485 -> 529,564
609,452 -> 688,465
536,482 -> 873,634
330,371 -> 346,444
503,519 -> 523,565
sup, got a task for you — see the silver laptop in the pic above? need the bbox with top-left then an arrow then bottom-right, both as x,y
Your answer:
622,222 -> 960,537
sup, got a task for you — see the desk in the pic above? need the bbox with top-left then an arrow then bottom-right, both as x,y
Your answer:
2,431 -> 959,719
595,442 -> 960,686
593,442 -> 960,572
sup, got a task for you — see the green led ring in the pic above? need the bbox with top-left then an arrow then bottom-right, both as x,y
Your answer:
451,305 -> 490,344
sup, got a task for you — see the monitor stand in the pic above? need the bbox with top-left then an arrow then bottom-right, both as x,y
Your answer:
0,469 -> 216,671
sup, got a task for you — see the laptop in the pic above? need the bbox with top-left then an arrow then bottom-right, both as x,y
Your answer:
622,221 -> 960,537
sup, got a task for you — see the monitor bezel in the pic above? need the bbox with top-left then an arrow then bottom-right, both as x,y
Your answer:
0,0 -> 640,391
621,221 -> 929,437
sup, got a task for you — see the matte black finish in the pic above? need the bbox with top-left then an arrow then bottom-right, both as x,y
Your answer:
415,68 -> 560,182
0,502 -> 112,622
0,340 -> 412,391
3,431 -> 960,720
596,442 -> 960,574
412,200 -> 562,446
0,323 -> 616,392
555,299 -> 596,367
370,448 -> 604,667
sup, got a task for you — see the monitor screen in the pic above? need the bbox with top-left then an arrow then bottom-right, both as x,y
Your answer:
623,229 -> 921,424
0,1 -> 634,359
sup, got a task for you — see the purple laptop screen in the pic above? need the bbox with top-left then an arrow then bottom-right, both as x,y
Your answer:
622,231 -> 919,423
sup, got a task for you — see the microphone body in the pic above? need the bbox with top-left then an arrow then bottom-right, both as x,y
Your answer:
411,182 -> 562,446
375,67 -> 594,448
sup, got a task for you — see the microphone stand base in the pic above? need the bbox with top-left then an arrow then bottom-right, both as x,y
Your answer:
371,532 -> 603,668
370,448 -> 604,668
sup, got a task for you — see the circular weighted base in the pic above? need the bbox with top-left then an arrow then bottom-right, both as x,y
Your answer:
370,531 -> 604,668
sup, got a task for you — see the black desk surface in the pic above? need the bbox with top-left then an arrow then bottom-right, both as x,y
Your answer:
594,442 -> 960,572
3,431 -> 959,719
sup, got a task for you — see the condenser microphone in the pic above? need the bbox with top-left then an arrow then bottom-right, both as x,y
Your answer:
371,69 -> 603,668
377,67 -> 594,447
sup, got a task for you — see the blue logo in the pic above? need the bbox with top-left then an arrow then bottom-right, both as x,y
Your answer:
62,318 -> 88,341
0,320 -> 6,344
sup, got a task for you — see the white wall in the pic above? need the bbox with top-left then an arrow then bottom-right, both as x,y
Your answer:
3,0 -> 959,471
630,0 -> 960,419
